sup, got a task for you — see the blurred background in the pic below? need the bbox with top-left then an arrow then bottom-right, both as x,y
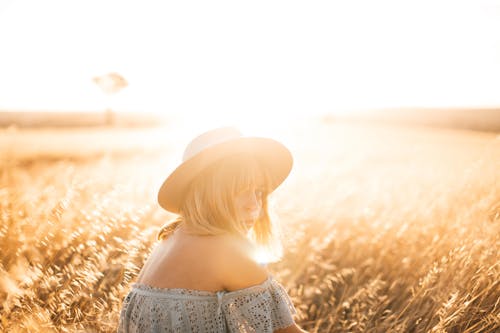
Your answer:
0,0 -> 499,132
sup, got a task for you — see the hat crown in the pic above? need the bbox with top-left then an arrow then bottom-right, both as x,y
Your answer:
158,126 -> 293,213
182,127 -> 243,162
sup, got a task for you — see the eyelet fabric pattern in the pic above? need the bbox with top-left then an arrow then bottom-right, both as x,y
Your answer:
117,276 -> 296,333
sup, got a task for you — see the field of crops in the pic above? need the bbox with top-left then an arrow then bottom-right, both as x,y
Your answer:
1,119 -> 499,332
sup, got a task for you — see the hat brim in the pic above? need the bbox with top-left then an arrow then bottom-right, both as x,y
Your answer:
157,137 -> 293,214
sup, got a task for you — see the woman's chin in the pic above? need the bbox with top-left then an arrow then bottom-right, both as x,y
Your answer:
244,219 -> 256,230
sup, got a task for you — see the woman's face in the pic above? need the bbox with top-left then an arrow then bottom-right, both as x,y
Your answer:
234,187 -> 263,229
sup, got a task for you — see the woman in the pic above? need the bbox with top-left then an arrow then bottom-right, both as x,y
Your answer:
118,127 -> 306,332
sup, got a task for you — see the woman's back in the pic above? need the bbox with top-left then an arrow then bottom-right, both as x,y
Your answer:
118,228 -> 298,333
135,227 -> 231,292
135,225 -> 269,290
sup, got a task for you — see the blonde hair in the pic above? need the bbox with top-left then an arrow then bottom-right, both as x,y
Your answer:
157,154 -> 283,260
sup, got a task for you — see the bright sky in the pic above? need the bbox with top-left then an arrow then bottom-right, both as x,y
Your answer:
0,0 -> 500,120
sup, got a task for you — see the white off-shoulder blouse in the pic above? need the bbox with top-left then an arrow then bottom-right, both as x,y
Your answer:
117,276 -> 297,333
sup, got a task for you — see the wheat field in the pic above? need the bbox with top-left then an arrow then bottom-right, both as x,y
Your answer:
1,120 -> 499,332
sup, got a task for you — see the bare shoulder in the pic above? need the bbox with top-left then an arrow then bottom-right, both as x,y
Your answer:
210,233 -> 269,291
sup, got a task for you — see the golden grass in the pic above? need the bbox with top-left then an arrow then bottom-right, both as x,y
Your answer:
1,121 -> 499,332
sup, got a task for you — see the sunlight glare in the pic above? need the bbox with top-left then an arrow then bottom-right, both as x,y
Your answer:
253,247 -> 273,266
0,0 -> 499,112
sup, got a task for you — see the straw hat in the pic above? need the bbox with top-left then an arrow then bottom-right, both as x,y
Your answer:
157,127 -> 293,214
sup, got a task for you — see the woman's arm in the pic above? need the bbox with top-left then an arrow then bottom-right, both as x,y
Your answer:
275,323 -> 308,333
215,235 -> 269,291
215,235 -> 308,333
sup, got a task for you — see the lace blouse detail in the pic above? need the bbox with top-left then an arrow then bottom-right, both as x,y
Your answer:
118,276 -> 296,333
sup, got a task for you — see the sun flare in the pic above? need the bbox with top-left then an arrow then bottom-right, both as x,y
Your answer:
1,0 -> 499,113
